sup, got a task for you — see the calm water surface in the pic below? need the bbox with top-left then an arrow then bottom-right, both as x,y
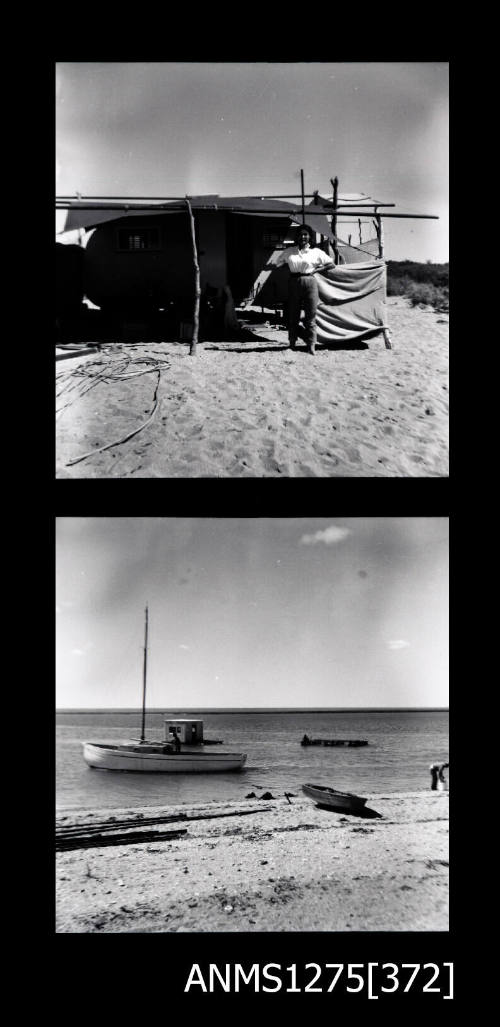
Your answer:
56,709 -> 449,811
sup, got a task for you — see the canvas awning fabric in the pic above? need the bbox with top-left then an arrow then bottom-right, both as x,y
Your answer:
236,209 -> 334,241
59,207 -> 170,234
337,238 -> 380,263
57,195 -> 339,235
314,261 -> 387,343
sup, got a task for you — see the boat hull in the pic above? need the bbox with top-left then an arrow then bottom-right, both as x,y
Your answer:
83,742 -> 247,773
302,783 -> 367,810
301,738 -> 368,747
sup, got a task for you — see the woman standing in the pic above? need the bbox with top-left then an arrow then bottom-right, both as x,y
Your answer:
275,224 -> 334,354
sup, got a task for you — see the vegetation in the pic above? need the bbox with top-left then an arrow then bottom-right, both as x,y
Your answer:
387,261 -> 449,313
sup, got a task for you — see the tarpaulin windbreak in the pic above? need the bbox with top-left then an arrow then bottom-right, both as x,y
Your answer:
314,261 -> 387,343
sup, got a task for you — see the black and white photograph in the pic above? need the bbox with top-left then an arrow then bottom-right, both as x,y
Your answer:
56,517 -> 449,936
55,61 -> 448,479
53,55 -> 453,1005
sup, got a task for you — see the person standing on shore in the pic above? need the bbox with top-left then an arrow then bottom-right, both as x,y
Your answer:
274,225 -> 334,354
430,762 -> 449,790
437,763 -> 449,790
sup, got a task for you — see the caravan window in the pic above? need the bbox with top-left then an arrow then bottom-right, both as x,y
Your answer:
117,227 -> 161,252
262,231 -> 288,248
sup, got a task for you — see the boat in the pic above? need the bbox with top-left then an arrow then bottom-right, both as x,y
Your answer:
302,783 -> 367,811
301,739 -> 367,747
82,605 -> 247,773
82,742 -> 247,773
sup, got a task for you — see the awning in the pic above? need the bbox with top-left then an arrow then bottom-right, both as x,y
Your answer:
59,207 -> 175,234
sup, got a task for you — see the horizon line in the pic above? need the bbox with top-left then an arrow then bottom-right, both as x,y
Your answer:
57,705 -> 449,713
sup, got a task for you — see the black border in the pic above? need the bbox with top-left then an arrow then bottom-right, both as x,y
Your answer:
53,49 -> 453,1014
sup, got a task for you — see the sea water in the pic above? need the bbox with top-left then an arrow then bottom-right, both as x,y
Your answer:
56,709 -> 449,811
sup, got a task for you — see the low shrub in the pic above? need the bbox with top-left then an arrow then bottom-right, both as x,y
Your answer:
408,282 -> 449,312
387,262 -> 449,312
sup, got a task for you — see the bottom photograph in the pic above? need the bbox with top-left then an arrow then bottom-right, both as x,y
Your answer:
55,516 -> 449,934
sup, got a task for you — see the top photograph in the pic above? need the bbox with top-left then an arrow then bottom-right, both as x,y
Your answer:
55,61 -> 448,479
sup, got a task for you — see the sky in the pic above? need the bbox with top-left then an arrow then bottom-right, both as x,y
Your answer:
55,62 -> 448,263
56,518 -> 449,710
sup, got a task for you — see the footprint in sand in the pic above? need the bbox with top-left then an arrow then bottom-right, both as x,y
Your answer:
341,446 -> 362,463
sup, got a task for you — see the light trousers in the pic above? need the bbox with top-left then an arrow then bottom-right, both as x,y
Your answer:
288,274 -> 319,350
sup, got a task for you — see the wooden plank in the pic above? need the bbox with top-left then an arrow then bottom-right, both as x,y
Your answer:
56,805 -> 272,840
56,828 -> 188,852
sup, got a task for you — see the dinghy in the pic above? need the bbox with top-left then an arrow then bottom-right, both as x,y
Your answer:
302,782 -> 367,811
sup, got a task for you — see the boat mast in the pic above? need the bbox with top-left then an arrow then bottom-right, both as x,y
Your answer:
140,604 -> 149,743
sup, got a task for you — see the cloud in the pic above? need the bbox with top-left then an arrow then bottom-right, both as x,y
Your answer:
71,641 -> 94,657
387,640 -> 410,651
300,525 -> 351,546
179,644 -> 189,650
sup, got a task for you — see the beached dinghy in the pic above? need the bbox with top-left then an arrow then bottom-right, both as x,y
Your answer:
302,783 -> 367,811
82,605 -> 247,774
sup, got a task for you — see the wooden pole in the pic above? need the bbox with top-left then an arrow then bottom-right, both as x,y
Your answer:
358,218 -> 362,245
330,177 -> 339,264
373,217 -> 380,256
56,201 -> 438,219
376,214 -> 391,347
300,169 -> 305,224
140,604 -> 149,743
185,197 -> 200,356
57,193 -> 397,205
377,215 -> 385,259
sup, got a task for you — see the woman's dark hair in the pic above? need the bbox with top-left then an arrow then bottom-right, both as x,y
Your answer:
296,224 -> 314,243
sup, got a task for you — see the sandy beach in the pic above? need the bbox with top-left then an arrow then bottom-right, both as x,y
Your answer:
56,791 -> 448,933
56,298 -> 448,478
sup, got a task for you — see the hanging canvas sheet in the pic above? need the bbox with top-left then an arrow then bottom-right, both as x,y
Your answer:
314,261 -> 388,344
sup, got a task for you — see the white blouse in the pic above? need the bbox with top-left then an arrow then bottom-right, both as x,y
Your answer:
275,245 -> 332,274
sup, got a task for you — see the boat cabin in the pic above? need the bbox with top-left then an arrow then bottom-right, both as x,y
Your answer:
164,719 -> 204,745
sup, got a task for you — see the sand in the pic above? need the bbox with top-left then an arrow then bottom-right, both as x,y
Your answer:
55,791 -> 449,933
55,298 -> 448,478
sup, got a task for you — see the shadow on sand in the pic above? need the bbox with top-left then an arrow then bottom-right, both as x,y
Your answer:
56,307 -> 379,353
205,333 -> 371,353
206,342 -> 290,353
316,803 -> 383,820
